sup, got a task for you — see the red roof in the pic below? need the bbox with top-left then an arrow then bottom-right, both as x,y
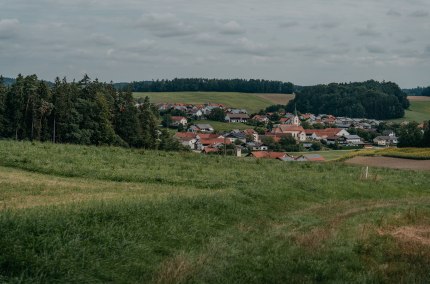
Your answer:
198,134 -> 222,139
250,151 -> 287,159
202,147 -> 220,153
200,138 -> 231,146
272,125 -> 305,134
171,116 -> 187,121
304,128 -> 342,137
175,132 -> 197,139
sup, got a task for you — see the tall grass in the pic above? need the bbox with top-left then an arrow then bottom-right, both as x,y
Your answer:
1,141 -> 430,283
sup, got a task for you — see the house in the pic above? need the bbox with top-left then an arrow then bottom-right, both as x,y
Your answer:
252,115 -> 269,124
279,117 -> 292,124
373,135 -> 398,146
344,135 -> 364,145
188,124 -> 215,133
305,128 -> 350,141
294,154 -> 325,162
224,131 -> 247,143
170,116 -> 188,127
243,129 -> 260,142
228,108 -> 248,114
271,125 -> 307,141
249,151 -> 289,159
225,113 -> 250,123
246,142 -> 269,151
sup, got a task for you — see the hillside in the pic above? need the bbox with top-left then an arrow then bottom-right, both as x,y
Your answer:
388,98 -> 430,123
134,91 -> 294,113
1,141 -> 430,283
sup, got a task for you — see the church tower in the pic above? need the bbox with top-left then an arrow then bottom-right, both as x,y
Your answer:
293,104 -> 300,126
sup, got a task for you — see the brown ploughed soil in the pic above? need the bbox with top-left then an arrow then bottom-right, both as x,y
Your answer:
345,156 -> 430,171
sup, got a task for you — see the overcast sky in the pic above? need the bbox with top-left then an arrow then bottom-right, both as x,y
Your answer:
1,0 -> 429,87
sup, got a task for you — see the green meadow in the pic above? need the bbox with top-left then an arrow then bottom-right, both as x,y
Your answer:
1,140 -> 430,283
193,120 -> 250,132
389,100 -> 430,123
133,92 -> 294,113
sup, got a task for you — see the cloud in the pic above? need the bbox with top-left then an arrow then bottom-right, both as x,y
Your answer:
366,44 -> 385,54
410,11 -> 429,17
0,18 -> 20,39
135,13 -> 195,37
279,21 -> 299,28
219,21 -> 245,35
356,24 -> 380,37
88,34 -> 114,46
191,33 -> 229,46
386,9 -> 401,17
225,37 -> 272,56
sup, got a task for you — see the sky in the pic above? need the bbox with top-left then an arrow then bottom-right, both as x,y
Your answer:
0,0 -> 429,88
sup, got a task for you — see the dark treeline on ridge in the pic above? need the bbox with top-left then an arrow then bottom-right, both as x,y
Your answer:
0,75 -> 183,150
124,78 -> 295,94
282,80 -> 410,120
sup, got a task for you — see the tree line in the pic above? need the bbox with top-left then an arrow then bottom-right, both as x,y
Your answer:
0,75 -> 184,150
282,80 -> 409,120
122,78 -> 295,94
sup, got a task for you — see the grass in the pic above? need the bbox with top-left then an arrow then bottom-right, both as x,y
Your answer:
388,101 -> 430,123
193,120 -> 251,132
338,147 -> 430,161
134,92 -> 294,113
286,149 -> 357,161
1,140 -> 430,283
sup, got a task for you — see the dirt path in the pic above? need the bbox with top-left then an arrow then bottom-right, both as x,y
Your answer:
345,156 -> 430,171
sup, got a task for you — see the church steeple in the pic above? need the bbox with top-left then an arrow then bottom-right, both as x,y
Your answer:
293,103 -> 300,126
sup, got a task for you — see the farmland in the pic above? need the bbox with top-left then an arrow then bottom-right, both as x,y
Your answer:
133,92 -> 294,113
1,140 -> 430,283
389,98 -> 430,123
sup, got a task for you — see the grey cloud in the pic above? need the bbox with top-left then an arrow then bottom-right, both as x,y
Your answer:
88,34 -> 115,46
135,13 -> 195,37
312,21 -> 340,30
386,9 -> 401,16
0,18 -> 20,39
225,37 -> 273,56
410,11 -> 429,17
279,21 -> 299,28
366,44 -> 385,54
191,33 -> 229,46
219,21 -> 245,35
356,24 -> 381,37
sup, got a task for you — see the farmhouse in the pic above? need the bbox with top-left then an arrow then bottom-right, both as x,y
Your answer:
252,115 -> 269,124
188,124 -> 215,133
225,113 -> 250,123
373,135 -> 398,146
249,151 -> 289,159
170,116 -> 188,127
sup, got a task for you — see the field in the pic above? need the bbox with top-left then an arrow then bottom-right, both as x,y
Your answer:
389,98 -> 430,123
345,156 -> 430,171
1,141 -> 430,283
193,120 -> 250,132
134,92 -> 294,113
286,150 -> 356,161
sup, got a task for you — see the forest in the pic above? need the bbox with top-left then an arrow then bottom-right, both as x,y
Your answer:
124,78 -> 295,94
285,80 -> 410,120
0,75 -> 183,150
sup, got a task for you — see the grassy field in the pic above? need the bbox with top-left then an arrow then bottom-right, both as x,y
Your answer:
339,147 -> 430,161
286,150 -> 357,161
389,100 -> 430,123
1,141 -> 430,283
134,92 -> 294,113
193,120 -> 250,132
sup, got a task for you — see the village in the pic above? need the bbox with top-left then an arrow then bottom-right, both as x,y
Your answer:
154,102 -> 401,161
